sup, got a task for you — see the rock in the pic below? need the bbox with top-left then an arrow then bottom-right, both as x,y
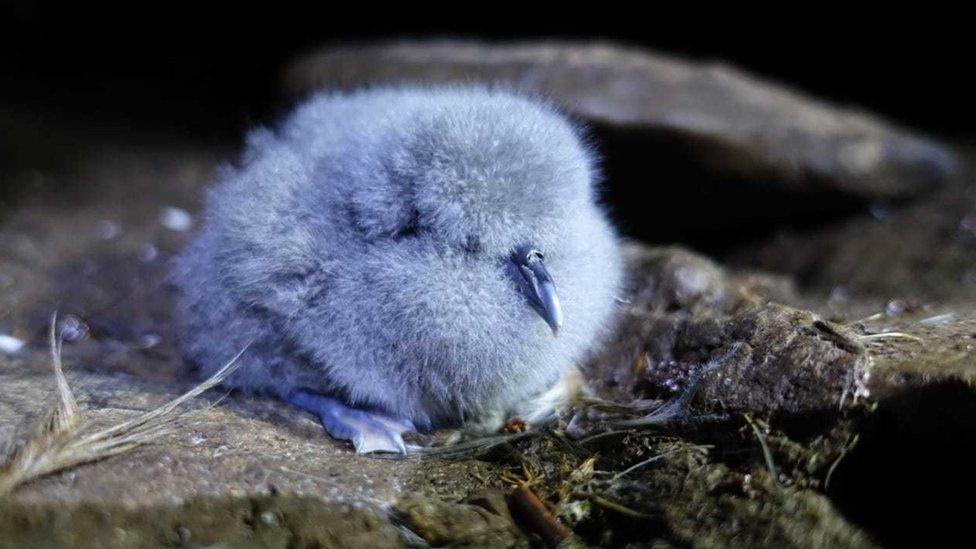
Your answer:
0,495 -> 403,548
594,302 -> 868,415
0,365 -> 494,508
853,307 -> 976,398
591,246 -> 870,413
0,352 -> 525,545
693,303 -> 868,413
620,243 -> 798,313
592,244 -> 976,416
624,245 -> 729,312
284,41 -> 958,199
394,495 -> 526,548
733,182 -> 976,301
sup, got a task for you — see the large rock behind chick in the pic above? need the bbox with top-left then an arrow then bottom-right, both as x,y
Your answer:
284,41 -> 957,200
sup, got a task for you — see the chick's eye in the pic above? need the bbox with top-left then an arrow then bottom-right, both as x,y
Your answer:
462,235 -> 482,253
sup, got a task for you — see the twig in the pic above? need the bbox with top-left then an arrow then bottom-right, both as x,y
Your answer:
614,342 -> 744,430
507,485 -> 572,548
578,428 -> 634,445
743,413 -> 783,492
857,332 -> 922,343
571,491 -> 652,519
406,431 -> 536,459
611,449 -> 676,482
825,434 -> 860,490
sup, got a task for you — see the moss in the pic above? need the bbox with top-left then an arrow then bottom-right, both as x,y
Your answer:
660,466 -> 874,548
487,416 -> 874,548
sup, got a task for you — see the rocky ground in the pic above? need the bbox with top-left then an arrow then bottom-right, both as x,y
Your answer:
2,42 -> 974,548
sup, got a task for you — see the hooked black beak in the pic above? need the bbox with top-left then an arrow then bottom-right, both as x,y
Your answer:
510,245 -> 563,336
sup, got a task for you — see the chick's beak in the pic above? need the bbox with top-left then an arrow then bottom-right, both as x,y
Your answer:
511,246 -> 563,336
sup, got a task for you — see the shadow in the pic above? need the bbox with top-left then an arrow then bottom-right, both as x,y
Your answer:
826,380 -> 976,547
591,124 -> 875,255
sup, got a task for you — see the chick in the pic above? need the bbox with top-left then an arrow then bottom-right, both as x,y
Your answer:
172,86 -> 623,453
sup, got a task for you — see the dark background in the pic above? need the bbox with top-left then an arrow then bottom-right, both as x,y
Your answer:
2,6 -> 973,142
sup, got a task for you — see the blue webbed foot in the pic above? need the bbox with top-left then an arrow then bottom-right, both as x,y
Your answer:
287,392 -> 415,454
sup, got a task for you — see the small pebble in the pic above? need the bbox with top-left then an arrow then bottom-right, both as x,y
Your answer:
97,220 -> 121,239
885,300 -> 905,316
175,526 -> 191,544
828,286 -> 850,303
259,511 -> 278,527
139,333 -> 162,349
0,334 -> 25,354
960,214 -> 976,234
161,207 -> 193,232
139,243 -> 159,262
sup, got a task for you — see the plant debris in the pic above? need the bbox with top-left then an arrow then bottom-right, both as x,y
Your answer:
0,315 -> 245,498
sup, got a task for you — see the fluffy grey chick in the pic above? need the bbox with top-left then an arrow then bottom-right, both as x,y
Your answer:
172,86 -> 623,453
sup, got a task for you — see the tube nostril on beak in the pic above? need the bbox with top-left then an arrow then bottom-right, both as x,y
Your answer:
510,245 -> 563,336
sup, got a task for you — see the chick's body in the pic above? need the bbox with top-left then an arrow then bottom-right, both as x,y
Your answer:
173,87 -> 622,447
